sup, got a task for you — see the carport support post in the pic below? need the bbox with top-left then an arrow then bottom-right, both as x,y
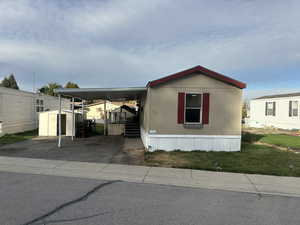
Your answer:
104,100 -> 107,135
58,94 -> 62,148
81,99 -> 84,115
71,97 -> 75,141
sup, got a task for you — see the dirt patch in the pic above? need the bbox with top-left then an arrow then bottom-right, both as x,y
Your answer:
254,141 -> 300,153
244,127 -> 300,136
145,152 -> 190,167
111,138 -> 145,165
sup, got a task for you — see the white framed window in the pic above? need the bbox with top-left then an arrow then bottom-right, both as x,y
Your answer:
289,101 -> 298,117
36,99 -> 44,112
266,102 -> 275,116
185,93 -> 202,123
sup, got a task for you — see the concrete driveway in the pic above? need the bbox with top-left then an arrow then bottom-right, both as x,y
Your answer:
0,136 -> 143,164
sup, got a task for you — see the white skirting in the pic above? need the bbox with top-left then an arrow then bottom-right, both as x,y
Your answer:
141,128 -> 241,152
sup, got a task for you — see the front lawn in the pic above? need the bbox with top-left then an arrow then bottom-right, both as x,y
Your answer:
242,131 -> 300,150
0,130 -> 38,145
260,134 -> 300,150
145,143 -> 300,177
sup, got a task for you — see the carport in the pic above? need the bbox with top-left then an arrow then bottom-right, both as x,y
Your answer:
55,87 -> 147,148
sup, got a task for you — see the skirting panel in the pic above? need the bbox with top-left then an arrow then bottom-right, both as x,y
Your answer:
141,128 -> 241,152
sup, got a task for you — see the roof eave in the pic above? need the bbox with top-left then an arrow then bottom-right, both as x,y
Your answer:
147,65 -> 246,89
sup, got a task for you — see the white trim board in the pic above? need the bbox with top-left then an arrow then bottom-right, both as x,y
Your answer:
141,128 -> 241,152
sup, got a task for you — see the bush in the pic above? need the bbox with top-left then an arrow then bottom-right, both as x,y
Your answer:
242,132 -> 264,143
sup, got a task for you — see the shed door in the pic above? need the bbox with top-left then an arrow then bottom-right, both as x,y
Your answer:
57,114 -> 66,135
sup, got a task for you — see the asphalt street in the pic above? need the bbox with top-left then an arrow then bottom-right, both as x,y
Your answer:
1,171 -> 299,225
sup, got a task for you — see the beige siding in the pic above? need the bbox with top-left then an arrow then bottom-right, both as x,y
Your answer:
140,90 -> 151,133
147,73 -> 243,135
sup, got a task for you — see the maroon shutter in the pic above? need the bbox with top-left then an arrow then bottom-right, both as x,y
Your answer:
202,93 -> 210,124
177,92 -> 185,124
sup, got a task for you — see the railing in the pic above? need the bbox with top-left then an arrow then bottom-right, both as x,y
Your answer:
108,112 -> 127,124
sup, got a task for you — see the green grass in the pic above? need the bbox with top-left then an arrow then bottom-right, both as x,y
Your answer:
260,134 -> 300,149
145,143 -> 300,177
0,129 -> 38,145
242,131 -> 300,150
92,124 -> 104,135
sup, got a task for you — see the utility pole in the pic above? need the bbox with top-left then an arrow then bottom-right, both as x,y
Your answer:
33,72 -> 38,132
33,72 -> 36,93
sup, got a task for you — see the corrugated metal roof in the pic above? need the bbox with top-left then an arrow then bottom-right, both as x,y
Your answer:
55,87 -> 147,100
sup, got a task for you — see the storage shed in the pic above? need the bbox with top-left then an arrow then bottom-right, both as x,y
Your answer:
39,110 -> 82,137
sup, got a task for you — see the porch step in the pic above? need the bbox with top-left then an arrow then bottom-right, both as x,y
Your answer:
124,120 -> 140,138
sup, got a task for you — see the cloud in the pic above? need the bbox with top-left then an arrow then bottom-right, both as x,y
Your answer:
0,0 -> 299,96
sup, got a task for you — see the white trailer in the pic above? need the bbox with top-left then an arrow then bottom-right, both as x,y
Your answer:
0,87 -> 70,136
249,92 -> 300,130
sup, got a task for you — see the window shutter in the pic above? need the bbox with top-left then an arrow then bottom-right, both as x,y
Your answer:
273,102 -> 276,116
177,92 -> 185,124
202,93 -> 210,124
289,101 -> 292,117
265,102 -> 268,116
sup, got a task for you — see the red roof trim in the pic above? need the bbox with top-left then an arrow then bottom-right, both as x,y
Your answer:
147,65 -> 246,89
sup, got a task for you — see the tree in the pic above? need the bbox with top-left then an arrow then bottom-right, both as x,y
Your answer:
39,83 -> 62,96
65,82 -> 79,88
0,74 -> 19,89
0,77 -> 10,88
8,74 -> 19,89
242,101 -> 249,119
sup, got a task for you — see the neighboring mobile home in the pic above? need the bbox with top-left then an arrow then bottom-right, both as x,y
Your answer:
56,65 -> 246,151
86,101 -> 136,121
249,92 -> 300,130
0,87 -> 70,136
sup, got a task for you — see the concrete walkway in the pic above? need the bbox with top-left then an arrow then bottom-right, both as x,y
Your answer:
0,156 -> 299,198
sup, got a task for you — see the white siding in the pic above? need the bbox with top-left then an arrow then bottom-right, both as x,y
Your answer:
141,127 -> 241,152
249,96 -> 300,130
0,87 -> 70,136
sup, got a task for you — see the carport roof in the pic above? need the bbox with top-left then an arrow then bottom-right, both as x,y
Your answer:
55,87 -> 147,101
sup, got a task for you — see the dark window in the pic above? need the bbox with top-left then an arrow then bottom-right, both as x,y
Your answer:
185,93 -> 202,123
266,102 -> 275,116
289,101 -> 298,117
36,99 -> 44,112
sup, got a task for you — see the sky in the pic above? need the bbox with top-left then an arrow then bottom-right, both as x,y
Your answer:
0,0 -> 299,99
